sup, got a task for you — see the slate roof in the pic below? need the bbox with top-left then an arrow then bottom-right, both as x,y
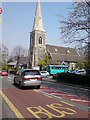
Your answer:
8,62 -> 17,66
46,44 -> 85,62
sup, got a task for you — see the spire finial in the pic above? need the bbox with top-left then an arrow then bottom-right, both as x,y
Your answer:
38,0 -> 40,3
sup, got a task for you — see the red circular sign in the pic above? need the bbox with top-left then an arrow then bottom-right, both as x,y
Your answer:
0,8 -> 3,14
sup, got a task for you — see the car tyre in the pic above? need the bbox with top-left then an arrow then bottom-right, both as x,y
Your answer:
19,82 -> 23,89
13,79 -> 16,85
37,85 -> 40,89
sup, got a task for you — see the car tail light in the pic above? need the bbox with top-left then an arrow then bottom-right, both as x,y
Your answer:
23,77 -> 30,80
37,77 -> 42,81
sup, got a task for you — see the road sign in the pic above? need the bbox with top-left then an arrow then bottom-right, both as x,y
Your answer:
0,8 -> 3,14
61,61 -> 66,65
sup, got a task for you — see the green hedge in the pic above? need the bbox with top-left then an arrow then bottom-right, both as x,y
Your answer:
9,70 -> 17,74
55,73 -> 90,88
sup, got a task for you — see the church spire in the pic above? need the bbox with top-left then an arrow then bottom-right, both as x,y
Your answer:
32,0 -> 45,31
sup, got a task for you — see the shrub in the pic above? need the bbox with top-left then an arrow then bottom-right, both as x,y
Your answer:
57,73 -> 90,87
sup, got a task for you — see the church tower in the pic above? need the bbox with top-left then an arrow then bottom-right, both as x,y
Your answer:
29,0 -> 46,67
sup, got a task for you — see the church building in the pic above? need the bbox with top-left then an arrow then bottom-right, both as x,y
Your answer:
29,0 -> 46,67
29,0 -> 84,70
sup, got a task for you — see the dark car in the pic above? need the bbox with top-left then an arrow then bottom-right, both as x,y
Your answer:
85,69 -> 90,74
13,69 -> 42,89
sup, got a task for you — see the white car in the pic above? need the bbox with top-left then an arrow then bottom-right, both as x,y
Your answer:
40,71 -> 50,78
72,69 -> 86,75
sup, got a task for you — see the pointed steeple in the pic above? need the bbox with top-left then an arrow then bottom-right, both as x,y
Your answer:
32,0 -> 45,31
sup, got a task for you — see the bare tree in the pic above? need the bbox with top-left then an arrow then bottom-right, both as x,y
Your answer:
11,45 -> 28,68
0,43 -> 9,63
59,0 -> 90,60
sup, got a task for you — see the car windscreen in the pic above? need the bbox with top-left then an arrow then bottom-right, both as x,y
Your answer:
24,70 -> 40,76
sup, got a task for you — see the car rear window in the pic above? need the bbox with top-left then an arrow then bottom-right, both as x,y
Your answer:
79,70 -> 85,73
2,70 -> 8,72
24,70 -> 40,76
41,71 -> 46,73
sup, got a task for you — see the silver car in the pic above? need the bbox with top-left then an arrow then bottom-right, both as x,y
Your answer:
13,69 -> 42,89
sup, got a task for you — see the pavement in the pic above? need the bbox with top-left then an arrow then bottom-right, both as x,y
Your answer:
42,76 -> 89,90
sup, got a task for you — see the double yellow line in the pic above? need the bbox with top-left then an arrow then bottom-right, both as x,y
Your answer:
0,90 -> 24,119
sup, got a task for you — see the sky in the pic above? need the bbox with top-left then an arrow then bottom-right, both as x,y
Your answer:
1,1 -> 73,54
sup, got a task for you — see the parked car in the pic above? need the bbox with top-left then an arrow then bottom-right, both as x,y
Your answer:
1,70 -> 8,76
85,69 -> 90,74
72,69 -> 86,75
13,69 -> 42,89
0,70 -> 2,75
40,71 -> 50,78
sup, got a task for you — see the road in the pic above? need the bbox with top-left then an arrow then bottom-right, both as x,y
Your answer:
0,75 -> 90,119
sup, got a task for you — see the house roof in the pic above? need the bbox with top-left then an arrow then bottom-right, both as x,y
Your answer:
8,62 -> 17,66
46,44 -> 85,62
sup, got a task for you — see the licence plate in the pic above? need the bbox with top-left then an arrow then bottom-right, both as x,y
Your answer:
30,78 -> 37,80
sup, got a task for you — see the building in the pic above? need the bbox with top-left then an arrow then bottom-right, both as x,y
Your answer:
46,45 -> 84,70
29,0 -> 46,67
29,0 -> 85,69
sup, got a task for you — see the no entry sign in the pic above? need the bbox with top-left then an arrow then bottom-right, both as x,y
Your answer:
0,8 -> 3,14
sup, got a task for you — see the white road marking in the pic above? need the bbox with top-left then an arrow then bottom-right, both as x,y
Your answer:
71,99 -> 89,103
7,79 -> 11,82
67,94 -> 77,97
34,90 -> 62,99
0,76 -> 3,78
51,93 -> 66,96
8,77 -> 13,80
7,77 -> 13,82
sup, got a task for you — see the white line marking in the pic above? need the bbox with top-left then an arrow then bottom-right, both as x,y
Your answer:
67,94 -> 77,97
34,90 -> 62,99
0,76 -> 3,78
71,99 -> 89,102
7,79 -> 11,82
51,93 -> 66,96
8,77 -> 13,80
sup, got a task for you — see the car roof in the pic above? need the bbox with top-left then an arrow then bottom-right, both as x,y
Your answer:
18,69 -> 39,72
78,69 -> 85,71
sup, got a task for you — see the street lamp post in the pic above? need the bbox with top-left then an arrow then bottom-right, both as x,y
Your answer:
65,48 -> 67,63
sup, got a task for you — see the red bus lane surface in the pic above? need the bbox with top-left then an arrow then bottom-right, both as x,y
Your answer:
39,86 -> 90,107
0,87 -> 89,119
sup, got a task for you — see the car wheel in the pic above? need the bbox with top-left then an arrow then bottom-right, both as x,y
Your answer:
19,82 -> 23,89
37,85 -> 40,89
13,79 -> 16,85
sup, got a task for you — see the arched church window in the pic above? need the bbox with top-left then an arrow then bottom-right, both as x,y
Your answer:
39,37 -> 42,44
